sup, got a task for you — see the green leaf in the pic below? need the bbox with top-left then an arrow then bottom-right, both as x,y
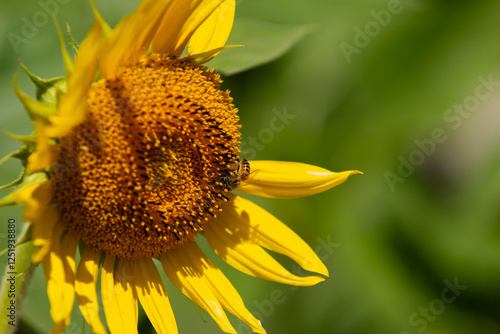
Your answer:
209,18 -> 313,76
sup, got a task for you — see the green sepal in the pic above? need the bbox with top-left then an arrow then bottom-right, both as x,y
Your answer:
0,171 -> 49,208
0,130 -> 36,168
39,77 -> 66,105
67,23 -> 79,54
19,64 -> 67,105
77,239 -> 86,258
13,71 -> 59,121
1,128 -> 37,145
16,263 -> 38,279
0,169 -> 26,191
16,224 -> 33,246
0,193 -> 16,207
0,225 -> 33,258
11,147 -> 32,165
53,15 -> 74,78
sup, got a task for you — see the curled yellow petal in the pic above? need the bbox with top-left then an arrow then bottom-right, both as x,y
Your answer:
133,258 -> 178,334
75,246 -> 107,334
188,0 -> 235,59
152,0 -> 223,57
205,216 -> 325,286
238,160 -> 362,198
101,256 -> 138,334
221,194 -> 328,276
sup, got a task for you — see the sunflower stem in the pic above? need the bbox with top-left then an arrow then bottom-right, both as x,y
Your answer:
0,221 -> 36,334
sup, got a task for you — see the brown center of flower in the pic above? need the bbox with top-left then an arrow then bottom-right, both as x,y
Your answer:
51,54 -> 241,259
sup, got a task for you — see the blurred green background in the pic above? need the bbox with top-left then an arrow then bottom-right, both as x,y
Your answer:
2,0 -> 500,333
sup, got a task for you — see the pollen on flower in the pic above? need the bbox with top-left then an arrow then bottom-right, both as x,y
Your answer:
51,54 -> 241,259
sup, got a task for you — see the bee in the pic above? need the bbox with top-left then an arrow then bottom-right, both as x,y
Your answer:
150,176 -> 163,190
215,158 -> 251,191
239,158 -> 250,180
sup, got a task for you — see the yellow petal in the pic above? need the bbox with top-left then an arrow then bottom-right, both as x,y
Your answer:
90,0 -> 113,38
188,0 -> 235,59
238,160 -> 362,198
151,0 -> 223,57
14,181 -> 52,222
163,242 -> 266,333
101,0 -> 230,75
100,0 -> 171,78
14,180 -> 60,263
205,217 -> 325,286
133,258 -> 177,334
47,14 -> 107,138
161,246 -> 236,334
31,205 -> 60,263
42,225 -> 78,333
27,121 -> 59,172
75,246 -> 107,334
222,194 -> 328,276
101,256 -> 138,334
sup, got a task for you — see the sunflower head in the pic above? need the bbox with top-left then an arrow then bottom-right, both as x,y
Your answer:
52,53 -> 242,259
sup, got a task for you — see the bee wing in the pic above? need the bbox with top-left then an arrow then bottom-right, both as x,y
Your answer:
238,168 -> 260,187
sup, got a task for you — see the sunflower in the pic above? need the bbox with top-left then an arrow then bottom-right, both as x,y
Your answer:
3,0 -> 360,333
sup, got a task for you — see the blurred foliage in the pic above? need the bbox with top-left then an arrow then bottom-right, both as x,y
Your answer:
1,0 -> 500,333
